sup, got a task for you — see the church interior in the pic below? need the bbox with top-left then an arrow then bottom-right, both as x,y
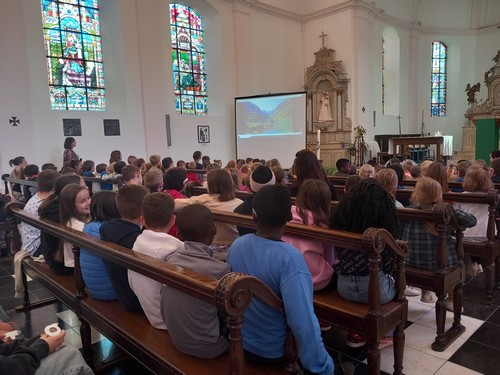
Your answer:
1,0 -> 500,374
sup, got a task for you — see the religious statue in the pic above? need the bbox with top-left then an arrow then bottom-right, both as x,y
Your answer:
318,91 -> 333,122
465,82 -> 481,105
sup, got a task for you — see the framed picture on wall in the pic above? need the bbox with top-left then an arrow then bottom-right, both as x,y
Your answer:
103,119 -> 120,136
63,118 -> 82,136
198,125 -> 210,143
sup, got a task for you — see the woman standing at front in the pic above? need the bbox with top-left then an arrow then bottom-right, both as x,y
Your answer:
63,137 -> 79,165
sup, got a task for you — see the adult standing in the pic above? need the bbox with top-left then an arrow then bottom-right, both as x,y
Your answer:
63,137 -> 79,165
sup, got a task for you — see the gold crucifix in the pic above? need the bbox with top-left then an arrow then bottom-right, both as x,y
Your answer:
319,31 -> 327,48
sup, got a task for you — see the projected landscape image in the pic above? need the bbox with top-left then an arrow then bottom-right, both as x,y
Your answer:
237,95 -> 304,137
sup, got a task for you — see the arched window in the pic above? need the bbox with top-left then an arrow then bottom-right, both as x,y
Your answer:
431,41 -> 447,117
40,0 -> 105,111
170,3 -> 207,115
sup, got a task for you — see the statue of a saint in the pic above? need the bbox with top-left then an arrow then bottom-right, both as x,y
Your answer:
318,91 -> 333,122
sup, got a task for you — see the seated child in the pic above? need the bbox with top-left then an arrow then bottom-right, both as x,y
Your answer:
128,193 -> 184,329
121,165 -> 143,186
161,204 -> 230,358
227,185 -> 334,374
143,170 -> 163,193
81,191 -> 120,301
163,167 -> 188,237
19,169 -> 60,257
100,185 -> 148,312
22,164 -> 39,202
186,161 -> 201,184
96,163 -> 112,191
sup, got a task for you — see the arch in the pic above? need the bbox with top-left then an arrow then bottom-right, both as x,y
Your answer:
381,27 -> 400,116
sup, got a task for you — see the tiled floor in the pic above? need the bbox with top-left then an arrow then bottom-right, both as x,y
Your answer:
1,254 -> 499,375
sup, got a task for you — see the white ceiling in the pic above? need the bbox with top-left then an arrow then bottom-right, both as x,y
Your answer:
247,0 -> 500,29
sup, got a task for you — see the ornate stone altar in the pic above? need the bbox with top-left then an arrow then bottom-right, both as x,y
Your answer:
304,32 -> 351,167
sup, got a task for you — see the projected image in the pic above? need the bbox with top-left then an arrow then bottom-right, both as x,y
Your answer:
235,92 -> 306,168
236,94 -> 304,138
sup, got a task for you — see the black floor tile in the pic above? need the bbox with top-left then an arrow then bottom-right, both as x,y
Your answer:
486,306 -> 500,326
469,321 -> 500,350
462,298 -> 499,320
449,340 -> 500,375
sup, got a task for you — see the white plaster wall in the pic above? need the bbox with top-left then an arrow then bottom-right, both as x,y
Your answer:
2,0 -> 500,185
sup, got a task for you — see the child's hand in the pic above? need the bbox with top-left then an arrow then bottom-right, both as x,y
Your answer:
40,330 -> 66,353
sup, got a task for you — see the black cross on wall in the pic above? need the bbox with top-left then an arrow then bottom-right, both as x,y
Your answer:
9,116 -> 20,126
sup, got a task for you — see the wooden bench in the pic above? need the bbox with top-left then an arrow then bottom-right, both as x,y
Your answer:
6,202 -> 298,375
209,210 -> 409,375
396,189 -> 500,304
395,203 -> 467,351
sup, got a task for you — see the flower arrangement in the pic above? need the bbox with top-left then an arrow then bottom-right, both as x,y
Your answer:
354,125 -> 366,138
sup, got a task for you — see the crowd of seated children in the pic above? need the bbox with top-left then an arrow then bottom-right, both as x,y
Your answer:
99,185 -> 148,312
161,204 -> 230,358
228,184 -> 338,375
19,169 -> 60,257
400,178 -> 476,310
80,191 -> 120,301
38,174 -> 84,275
59,185 -> 91,268
175,169 -> 242,253
330,178 -> 399,349
128,193 -> 183,329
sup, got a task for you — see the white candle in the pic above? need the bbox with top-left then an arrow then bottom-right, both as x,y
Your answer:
316,129 -> 321,159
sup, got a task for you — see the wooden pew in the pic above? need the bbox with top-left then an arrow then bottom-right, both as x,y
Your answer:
6,202 -> 298,375
208,210 -> 409,375
395,203 -> 467,351
395,189 -> 500,304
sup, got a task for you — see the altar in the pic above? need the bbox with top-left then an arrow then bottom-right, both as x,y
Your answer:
388,136 -> 452,161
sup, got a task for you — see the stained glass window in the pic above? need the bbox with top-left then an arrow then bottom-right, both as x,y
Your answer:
41,0 -> 105,111
170,4 -> 207,115
431,41 -> 447,117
